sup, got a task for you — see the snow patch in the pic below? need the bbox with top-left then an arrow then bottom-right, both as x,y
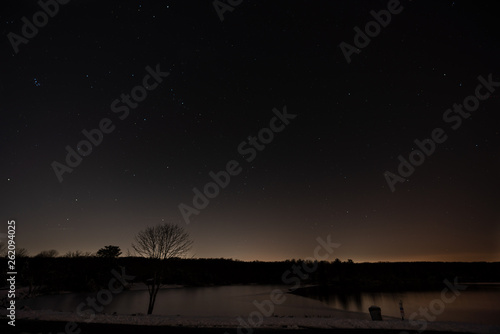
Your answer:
3,309 -> 498,333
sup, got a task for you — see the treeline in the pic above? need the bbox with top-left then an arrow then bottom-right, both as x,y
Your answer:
1,256 -> 499,295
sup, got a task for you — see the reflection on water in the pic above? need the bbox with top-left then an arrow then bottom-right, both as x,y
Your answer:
302,284 -> 500,325
18,284 -> 500,325
18,285 -> 352,318
314,291 -> 364,312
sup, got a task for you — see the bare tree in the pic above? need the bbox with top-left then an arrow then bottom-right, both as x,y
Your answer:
64,250 -> 93,258
132,223 -> 192,314
16,248 -> 29,258
35,249 -> 59,258
125,248 -> 134,257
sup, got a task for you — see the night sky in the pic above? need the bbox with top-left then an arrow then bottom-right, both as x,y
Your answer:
1,0 -> 499,262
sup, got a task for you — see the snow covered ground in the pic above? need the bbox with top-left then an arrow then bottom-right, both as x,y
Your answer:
3,309 -> 498,333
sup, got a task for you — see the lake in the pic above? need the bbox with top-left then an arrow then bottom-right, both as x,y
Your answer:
18,284 -> 500,325
298,283 -> 500,325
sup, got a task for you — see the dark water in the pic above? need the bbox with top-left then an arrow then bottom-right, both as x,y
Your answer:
300,284 -> 500,325
19,285 -> 338,317
19,284 -> 500,325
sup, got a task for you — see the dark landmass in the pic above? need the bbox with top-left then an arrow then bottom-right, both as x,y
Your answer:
1,257 -> 499,295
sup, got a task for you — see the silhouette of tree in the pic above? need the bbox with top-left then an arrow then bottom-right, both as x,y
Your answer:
16,248 -> 29,258
132,223 -> 192,314
35,249 -> 58,258
64,250 -> 94,258
96,245 -> 122,258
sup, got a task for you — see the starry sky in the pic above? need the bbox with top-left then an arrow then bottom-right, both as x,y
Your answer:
1,0 -> 499,262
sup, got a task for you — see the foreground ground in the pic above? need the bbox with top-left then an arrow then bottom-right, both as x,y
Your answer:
0,319 -> 482,334
0,320 -> 484,334
1,310 -> 499,334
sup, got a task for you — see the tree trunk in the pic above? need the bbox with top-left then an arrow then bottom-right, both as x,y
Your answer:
147,273 -> 161,314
